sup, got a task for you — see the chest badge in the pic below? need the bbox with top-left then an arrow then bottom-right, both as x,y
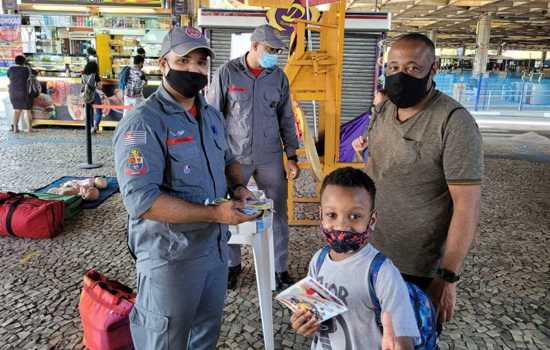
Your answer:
169,130 -> 186,137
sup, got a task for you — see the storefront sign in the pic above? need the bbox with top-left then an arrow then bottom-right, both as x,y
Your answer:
21,0 -> 162,6
2,0 -> 18,11
0,14 -> 20,27
0,15 -> 22,74
265,0 -> 320,35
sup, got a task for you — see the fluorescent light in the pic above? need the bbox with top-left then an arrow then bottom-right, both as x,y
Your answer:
99,7 -> 157,14
31,4 -> 89,12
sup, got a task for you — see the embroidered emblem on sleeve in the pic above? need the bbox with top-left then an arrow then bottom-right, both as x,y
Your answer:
126,148 -> 148,176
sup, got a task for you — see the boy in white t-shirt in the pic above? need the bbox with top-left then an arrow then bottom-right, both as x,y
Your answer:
290,167 -> 419,350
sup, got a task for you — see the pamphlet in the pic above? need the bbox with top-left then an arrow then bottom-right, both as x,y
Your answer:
205,197 -> 272,215
275,276 -> 348,322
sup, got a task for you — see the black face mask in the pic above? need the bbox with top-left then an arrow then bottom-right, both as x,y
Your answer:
164,63 -> 208,98
385,70 -> 432,108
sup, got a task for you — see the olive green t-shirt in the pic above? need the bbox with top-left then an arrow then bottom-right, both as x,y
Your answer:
366,90 -> 483,277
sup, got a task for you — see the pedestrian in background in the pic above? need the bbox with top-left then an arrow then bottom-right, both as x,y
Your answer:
8,55 -> 36,133
123,55 -> 147,118
81,61 -> 103,133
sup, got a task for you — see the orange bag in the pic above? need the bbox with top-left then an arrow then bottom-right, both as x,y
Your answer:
79,270 -> 135,350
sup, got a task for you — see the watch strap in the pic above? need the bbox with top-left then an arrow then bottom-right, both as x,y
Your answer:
436,268 -> 460,283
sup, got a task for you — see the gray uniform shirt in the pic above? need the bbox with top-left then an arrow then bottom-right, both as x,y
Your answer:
367,90 -> 483,277
114,85 -> 234,262
206,54 -> 299,165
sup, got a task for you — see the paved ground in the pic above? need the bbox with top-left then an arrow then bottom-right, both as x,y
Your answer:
0,125 -> 549,350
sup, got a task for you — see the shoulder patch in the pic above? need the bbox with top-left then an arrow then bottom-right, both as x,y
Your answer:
123,130 -> 147,146
125,148 -> 148,176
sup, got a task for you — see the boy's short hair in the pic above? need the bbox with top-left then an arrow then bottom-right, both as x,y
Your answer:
137,47 -> 146,56
15,55 -> 26,65
320,167 -> 376,207
134,55 -> 145,65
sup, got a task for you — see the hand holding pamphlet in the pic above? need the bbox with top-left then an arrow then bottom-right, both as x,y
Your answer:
275,276 -> 348,322
205,197 -> 272,216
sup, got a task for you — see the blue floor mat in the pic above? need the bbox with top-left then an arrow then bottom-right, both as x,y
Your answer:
34,176 -> 119,209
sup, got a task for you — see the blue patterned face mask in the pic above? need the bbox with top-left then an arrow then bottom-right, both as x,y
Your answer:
259,53 -> 278,68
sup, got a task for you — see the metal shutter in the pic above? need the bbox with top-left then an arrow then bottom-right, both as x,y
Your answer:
341,33 -> 378,123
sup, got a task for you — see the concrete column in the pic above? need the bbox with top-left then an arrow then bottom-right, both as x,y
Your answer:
427,30 -> 437,47
473,14 -> 491,75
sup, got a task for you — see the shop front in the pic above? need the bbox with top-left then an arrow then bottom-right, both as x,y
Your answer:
2,1 -> 170,129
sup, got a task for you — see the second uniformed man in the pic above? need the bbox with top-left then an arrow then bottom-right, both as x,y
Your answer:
207,24 -> 300,290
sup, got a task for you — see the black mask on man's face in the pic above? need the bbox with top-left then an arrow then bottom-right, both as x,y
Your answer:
385,68 -> 433,108
164,62 -> 207,98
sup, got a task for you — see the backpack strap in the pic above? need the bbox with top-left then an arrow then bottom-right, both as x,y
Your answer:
123,66 -> 130,83
315,245 -> 331,277
368,252 -> 387,331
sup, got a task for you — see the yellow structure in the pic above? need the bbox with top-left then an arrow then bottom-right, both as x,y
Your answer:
248,0 -> 364,225
96,34 -> 113,78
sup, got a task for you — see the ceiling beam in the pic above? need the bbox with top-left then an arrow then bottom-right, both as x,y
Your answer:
417,0 -> 450,4
365,0 -> 550,48
449,0 -> 500,6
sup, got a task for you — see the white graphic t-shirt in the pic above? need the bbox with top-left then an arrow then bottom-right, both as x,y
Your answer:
309,244 -> 420,350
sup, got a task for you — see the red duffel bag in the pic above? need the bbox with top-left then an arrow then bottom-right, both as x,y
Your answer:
79,270 -> 135,350
0,192 -> 64,239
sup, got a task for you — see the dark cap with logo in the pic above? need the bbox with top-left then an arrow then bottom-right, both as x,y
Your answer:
250,24 -> 287,50
160,26 -> 215,58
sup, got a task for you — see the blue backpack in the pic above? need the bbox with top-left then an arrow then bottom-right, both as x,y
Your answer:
315,246 -> 438,350
118,66 -> 131,91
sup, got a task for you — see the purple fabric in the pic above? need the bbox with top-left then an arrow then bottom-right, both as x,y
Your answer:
339,112 -> 370,162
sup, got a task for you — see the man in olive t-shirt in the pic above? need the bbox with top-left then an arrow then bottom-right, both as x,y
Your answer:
353,33 -> 482,330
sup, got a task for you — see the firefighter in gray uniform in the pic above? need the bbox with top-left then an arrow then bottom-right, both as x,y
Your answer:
114,26 -> 258,349
207,24 -> 300,290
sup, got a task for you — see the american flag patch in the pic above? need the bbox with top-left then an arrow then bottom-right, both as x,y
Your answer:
123,131 -> 147,146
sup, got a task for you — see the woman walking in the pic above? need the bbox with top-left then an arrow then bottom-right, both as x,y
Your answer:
7,55 -> 36,133
81,61 -> 102,133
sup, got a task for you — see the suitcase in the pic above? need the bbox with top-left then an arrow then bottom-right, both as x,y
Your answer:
79,270 -> 135,350
0,192 -> 64,239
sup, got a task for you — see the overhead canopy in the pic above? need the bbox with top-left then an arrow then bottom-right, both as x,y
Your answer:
346,0 -> 550,50
20,0 -> 163,6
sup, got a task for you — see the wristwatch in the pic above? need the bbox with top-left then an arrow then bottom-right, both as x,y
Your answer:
436,268 -> 460,283
287,155 -> 298,162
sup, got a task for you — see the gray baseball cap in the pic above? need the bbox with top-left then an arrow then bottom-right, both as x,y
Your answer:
251,24 -> 287,50
160,26 -> 215,59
